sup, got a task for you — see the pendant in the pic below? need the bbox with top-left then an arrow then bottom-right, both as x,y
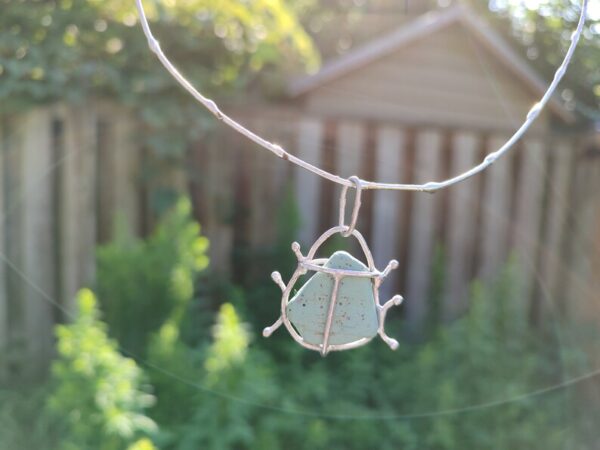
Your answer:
263,177 -> 404,355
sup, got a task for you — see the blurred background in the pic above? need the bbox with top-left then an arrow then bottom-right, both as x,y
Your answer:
1,0 -> 600,449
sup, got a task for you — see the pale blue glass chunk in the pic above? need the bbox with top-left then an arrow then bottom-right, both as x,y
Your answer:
287,251 -> 379,346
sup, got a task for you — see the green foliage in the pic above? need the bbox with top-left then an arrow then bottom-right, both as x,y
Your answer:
4,195 -> 598,449
204,303 -> 250,382
219,260 -> 589,450
147,238 -> 596,449
0,387 -> 53,450
1,0 -> 318,209
0,0 -> 316,111
47,288 -> 157,450
163,303 -> 278,450
96,197 -> 209,356
473,0 -> 600,118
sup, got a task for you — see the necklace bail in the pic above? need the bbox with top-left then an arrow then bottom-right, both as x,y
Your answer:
339,176 -> 363,237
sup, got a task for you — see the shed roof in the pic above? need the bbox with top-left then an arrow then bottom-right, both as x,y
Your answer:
289,5 -> 574,123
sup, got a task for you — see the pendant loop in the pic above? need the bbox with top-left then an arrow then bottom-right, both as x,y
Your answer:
339,176 -> 363,237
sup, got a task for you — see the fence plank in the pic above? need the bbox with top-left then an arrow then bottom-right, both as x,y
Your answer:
337,121 -> 367,241
205,135 -> 235,274
22,108 -> 55,377
78,107 -> 99,294
513,139 -> 547,302
444,131 -> 479,320
246,117 -> 290,249
295,119 -> 323,246
405,129 -> 443,330
59,105 -> 98,312
479,135 -> 513,280
564,151 -> 600,321
112,108 -> 139,237
0,120 -> 6,379
372,126 -> 406,299
538,142 -> 573,310
336,121 -> 365,179
57,104 -> 77,313
3,116 -> 24,377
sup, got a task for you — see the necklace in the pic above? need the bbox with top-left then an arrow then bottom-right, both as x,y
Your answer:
134,0 -> 589,355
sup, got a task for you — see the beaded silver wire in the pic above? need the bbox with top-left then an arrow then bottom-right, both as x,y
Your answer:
134,0 -> 588,192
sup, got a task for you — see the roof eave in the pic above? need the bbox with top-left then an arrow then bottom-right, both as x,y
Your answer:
288,6 -> 463,98
288,5 -> 576,124
459,8 -> 576,124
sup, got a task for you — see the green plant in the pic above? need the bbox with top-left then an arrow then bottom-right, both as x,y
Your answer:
35,192 -> 598,450
0,387 -> 54,450
47,288 -> 157,450
165,303 -> 279,450
96,197 -> 209,356
1,0 -> 319,212
207,259 -> 591,450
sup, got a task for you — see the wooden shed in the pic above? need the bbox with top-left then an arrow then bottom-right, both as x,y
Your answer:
289,5 -> 574,129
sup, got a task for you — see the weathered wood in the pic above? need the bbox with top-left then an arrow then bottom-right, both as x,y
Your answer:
513,139 -> 547,302
336,121 -> 365,180
405,129 -> 443,329
444,131 -> 479,320
21,108 -> 55,377
56,104 -> 77,314
564,149 -> 600,321
538,142 -> 573,311
588,209 -> 600,323
479,135 -> 513,280
304,24 -> 552,132
204,134 -> 235,274
247,117 -> 271,248
95,110 -> 114,243
112,107 -> 140,238
245,116 -> 290,249
337,121 -> 367,242
3,115 -> 24,377
295,119 -> 324,246
0,119 -> 6,380
77,107 -> 99,293
59,105 -> 98,313
372,126 -> 406,298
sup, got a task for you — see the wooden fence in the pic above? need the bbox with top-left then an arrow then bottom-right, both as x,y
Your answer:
192,108 -> 600,328
1,103 -> 599,379
0,103 -> 141,379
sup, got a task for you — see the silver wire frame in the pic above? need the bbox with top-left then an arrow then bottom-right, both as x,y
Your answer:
134,0 -> 588,192
263,226 -> 403,356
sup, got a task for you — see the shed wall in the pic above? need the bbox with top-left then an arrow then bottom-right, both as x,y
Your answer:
303,24 -> 551,132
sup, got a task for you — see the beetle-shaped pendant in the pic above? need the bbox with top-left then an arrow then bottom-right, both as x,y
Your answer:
263,177 -> 404,355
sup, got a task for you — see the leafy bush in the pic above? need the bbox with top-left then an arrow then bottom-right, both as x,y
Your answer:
47,288 -> 157,450
0,387 -> 53,450
96,198 -> 209,356
1,0 -> 319,213
146,251 -> 594,449
7,195 -> 595,450
164,303 -> 279,450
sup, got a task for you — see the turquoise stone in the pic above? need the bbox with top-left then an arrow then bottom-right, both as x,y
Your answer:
286,251 -> 379,346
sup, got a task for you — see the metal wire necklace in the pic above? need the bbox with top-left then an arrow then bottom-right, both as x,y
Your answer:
134,0 -> 589,356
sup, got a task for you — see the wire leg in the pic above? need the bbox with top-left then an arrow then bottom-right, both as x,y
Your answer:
380,260 -> 399,280
378,295 -> 403,350
263,316 -> 283,337
264,271 -> 287,337
271,271 -> 286,291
